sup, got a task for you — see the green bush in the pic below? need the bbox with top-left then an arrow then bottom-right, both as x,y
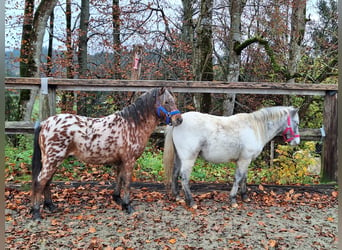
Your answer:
5,135 -> 33,182
270,141 -> 319,184
4,136 -> 321,185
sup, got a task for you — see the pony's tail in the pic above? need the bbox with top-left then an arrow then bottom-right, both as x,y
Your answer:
32,121 -> 42,190
163,126 -> 175,192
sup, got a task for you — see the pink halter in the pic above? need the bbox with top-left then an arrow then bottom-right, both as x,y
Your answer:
282,115 -> 300,142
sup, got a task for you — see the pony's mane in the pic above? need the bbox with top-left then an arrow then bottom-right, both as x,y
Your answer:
248,106 -> 291,137
118,88 -> 159,125
251,106 -> 291,123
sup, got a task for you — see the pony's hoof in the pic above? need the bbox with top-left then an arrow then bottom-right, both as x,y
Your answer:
243,198 -> 251,203
30,207 -> 43,221
123,204 -> 134,214
32,213 -> 43,221
176,197 -> 186,205
191,204 -> 198,209
44,202 -> 58,213
231,203 -> 239,208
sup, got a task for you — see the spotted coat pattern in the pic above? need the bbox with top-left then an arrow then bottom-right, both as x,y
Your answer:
30,87 -> 182,220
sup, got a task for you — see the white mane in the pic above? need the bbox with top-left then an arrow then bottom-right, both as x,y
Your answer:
249,106 -> 291,142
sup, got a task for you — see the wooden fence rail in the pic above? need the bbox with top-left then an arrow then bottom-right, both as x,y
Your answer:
5,77 -> 338,181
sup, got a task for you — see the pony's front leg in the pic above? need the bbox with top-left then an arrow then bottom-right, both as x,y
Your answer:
113,167 -> 123,207
230,159 -> 250,208
240,175 -> 250,203
121,164 -> 134,214
113,163 -> 134,214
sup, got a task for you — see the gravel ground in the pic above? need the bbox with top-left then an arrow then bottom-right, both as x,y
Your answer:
5,183 -> 338,249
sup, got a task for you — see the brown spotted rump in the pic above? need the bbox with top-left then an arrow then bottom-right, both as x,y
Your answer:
31,87 -> 182,220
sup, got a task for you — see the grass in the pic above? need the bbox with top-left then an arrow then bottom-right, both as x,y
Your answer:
5,135 -> 321,185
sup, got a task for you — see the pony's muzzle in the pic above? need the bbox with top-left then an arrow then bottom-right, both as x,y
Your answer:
289,136 -> 300,146
171,114 -> 183,126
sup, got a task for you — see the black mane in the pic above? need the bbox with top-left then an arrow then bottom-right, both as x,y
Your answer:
117,88 -> 159,125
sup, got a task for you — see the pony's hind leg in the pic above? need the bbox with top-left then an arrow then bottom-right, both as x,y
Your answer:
180,159 -> 196,208
31,181 -> 45,220
31,167 -> 57,220
43,178 -> 58,212
171,152 -> 181,199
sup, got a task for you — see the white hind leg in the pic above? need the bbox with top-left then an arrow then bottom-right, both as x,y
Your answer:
180,159 -> 197,208
230,159 -> 251,208
171,152 -> 181,199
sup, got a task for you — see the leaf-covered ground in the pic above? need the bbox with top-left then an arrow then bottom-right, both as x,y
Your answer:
5,182 -> 338,249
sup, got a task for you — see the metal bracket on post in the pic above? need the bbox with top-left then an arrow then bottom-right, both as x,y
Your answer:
40,78 -> 50,120
41,78 -> 49,95
320,125 -> 326,140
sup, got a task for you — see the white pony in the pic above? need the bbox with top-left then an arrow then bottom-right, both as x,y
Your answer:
163,106 -> 300,208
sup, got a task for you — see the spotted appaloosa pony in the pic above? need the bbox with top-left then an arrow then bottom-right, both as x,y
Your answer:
31,87 -> 182,220
164,106 -> 300,208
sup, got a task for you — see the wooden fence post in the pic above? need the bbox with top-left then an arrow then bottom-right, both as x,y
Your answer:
321,91 -> 338,182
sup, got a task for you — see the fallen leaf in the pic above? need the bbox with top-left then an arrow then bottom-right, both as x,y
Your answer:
327,217 -> 334,222
258,221 -> 266,227
89,227 -> 97,233
247,212 -> 254,217
51,219 -> 59,226
169,238 -> 177,244
268,239 -> 277,247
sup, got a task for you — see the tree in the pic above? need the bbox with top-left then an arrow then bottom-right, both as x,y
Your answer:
112,0 -> 122,79
223,0 -> 247,116
18,0 -> 57,122
78,0 -> 90,77
310,0 -> 338,83
194,0 -> 214,113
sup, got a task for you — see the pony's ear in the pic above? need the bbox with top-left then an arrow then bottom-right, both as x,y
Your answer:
160,87 -> 166,95
291,107 -> 299,115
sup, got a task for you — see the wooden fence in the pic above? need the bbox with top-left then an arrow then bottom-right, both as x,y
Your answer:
5,77 -> 338,181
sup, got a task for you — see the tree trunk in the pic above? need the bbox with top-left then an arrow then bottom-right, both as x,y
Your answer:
46,10 -> 54,76
20,0 -> 35,77
288,0 -> 307,82
179,0 -> 195,110
113,0 -> 122,79
66,0 -> 74,78
61,0 -> 75,113
194,0 -> 213,113
130,45 -> 143,80
223,0 -> 247,116
181,0 -> 194,62
284,0 -> 307,105
78,0 -> 90,77
77,0 -> 90,115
